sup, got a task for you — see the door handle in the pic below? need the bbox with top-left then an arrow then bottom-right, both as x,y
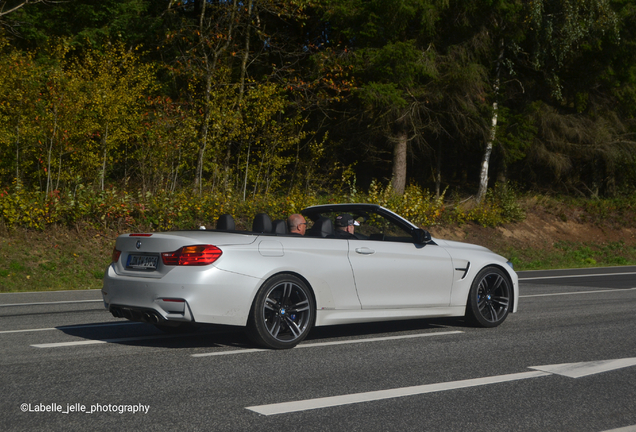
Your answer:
355,247 -> 375,255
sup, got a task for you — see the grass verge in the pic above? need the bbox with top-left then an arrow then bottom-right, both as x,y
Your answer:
503,241 -> 636,271
0,227 -> 113,293
2,227 -> 636,293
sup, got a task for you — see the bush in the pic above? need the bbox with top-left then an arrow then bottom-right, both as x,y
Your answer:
0,181 -> 526,231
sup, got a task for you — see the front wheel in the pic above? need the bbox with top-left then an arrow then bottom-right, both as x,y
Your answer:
247,274 -> 315,349
466,266 -> 512,327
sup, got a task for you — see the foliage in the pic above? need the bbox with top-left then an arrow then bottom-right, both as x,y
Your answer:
364,181 -> 445,227
0,180 -> 530,232
1,1 -> 636,202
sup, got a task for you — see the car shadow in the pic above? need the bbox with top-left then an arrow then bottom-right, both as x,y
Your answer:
55,317 -> 469,350
56,321 -> 254,349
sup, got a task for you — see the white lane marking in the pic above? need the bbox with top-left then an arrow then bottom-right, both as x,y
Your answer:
0,289 -> 101,295
0,322 -> 141,335
602,426 -> 636,432
0,299 -> 102,307
34,340 -> 111,347
31,333 -> 185,348
520,287 -> 636,298
529,358 -> 636,378
519,271 -> 636,281
192,331 -> 463,358
247,357 -> 636,416
297,331 -> 463,348
2,327 -> 57,334
247,371 -> 552,415
193,348 -> 268,356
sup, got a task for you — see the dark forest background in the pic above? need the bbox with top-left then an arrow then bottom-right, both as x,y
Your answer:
1,0 -> 636,206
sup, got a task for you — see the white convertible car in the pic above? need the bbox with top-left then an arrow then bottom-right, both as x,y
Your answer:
103,203 -> 518,349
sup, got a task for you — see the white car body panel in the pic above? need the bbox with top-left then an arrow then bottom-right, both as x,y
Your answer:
348,239 -> 454,308
434,238 -> 519,313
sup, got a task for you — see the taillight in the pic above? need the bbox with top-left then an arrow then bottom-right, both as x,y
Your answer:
112,247 -> 122,263
129,233 -> 152,237
161,245 -> 222,266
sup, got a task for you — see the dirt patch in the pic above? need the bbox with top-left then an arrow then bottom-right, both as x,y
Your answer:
429,207 -> 636,255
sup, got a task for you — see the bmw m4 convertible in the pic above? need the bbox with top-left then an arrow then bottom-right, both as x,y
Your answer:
102,203 -> 518,349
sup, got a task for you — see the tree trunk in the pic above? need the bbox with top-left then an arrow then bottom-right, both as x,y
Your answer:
193,0 -> 238,194
476,38 -> 504,204
101,123 -> 109,191
46,105 -> 58,197
435,140 -> 442,199
15,125 -> 20,186
242,143 -> 250,201
476,102 -> 497,203
391,124 -> 408,195
238,0 -> 253,103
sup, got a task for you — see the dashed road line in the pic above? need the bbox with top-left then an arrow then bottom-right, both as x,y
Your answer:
192,330 -> 464,358
31,332 -> 186,348
518,271 -> 636,281
0,322 -> 140,335
520,287 -> 636,298
0,299 -> 103,307
247,370 -> 551,415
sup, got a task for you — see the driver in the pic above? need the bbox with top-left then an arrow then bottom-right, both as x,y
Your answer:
334,214 -> 360,239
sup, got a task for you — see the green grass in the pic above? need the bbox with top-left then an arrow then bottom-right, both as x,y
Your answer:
0,228 -> 113,293
503,241 -> 636,271
2,227 -> 636,293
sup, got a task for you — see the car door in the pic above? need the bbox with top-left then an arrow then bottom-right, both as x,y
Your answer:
346,215 -> 454,309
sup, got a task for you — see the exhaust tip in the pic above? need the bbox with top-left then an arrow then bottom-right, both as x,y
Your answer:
143,312 -> 160,324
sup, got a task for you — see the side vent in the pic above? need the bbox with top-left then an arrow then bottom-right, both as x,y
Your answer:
455,261 -> 470,280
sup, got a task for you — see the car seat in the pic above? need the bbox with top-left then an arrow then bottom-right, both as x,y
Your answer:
252,213 -> 272,233
216,214 -> 235,231
307,217 -> 334,238
271,219 -> 288,234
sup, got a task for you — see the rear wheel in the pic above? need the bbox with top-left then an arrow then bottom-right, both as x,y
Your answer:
466,266 -> 511,327
247,274 -> 315,349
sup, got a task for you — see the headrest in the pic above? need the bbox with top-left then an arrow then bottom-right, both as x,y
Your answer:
307,217 -> 334,238
216,214 -> 235,231
252,213 -> 272,233
272,219 -> 288,234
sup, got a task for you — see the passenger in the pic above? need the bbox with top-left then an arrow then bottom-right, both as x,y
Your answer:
287,214 -> 307,236
334,214 -> 359,239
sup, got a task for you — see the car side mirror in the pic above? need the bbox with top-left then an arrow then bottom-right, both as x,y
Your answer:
412,228 -> 431,244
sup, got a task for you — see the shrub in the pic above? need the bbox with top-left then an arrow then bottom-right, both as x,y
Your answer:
0,181 -> 526,231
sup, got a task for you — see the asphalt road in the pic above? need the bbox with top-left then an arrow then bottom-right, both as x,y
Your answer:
2,266 -> 636,431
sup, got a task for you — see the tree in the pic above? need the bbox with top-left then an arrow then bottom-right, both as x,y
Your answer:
0,0 -> 46,18
434,0 -> 621,202
70,43 -> 157,190
315,0 -> 451,194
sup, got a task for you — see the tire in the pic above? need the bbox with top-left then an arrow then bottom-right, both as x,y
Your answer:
465,266 -> 512,328
247,274 -> 315,349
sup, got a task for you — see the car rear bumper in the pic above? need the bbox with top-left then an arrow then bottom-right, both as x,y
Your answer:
102,263 -> 261,326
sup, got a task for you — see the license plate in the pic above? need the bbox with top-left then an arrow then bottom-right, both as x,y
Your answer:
126,254 -> 159,270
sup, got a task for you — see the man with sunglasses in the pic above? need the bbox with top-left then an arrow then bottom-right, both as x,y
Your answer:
287,214 -> 307,235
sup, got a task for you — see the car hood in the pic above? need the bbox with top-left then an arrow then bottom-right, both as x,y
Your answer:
433,238 -> 497,255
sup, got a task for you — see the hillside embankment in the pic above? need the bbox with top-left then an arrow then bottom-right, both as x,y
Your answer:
2,200 -> 636,292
